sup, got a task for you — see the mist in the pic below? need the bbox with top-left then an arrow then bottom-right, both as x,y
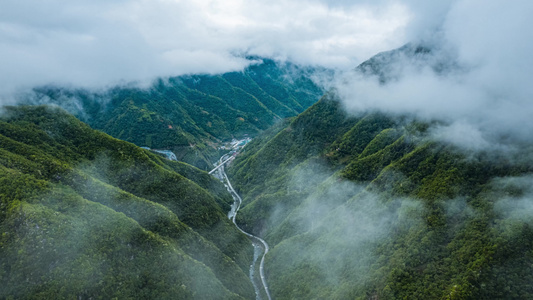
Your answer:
250,160 -> 426,298
334,0 -> 533,150
492,175 -> 533,224
0,0 -> 414,100
3,0 -> 530,148
246,138 -> 533,298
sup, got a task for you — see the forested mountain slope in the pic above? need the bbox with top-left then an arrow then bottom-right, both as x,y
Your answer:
26,59 -> 325,170
0,105 -> 255,299
227,48 -> 533,299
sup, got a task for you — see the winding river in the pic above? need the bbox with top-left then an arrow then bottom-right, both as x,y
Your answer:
211,149 -> 272,300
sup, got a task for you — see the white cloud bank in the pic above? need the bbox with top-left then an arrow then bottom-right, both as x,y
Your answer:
2,0 -> 531,150
335,0 -> 533,148
0,0 -> 412,95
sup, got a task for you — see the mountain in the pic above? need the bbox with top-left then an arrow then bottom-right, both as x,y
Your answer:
0,105 -> 255,299
227,48 -> 533,299
26,58 -> 326,170
355,42 -> 460,83
6,44 -> 531,299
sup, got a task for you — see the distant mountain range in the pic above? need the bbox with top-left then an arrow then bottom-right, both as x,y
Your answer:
25,58 -> 328,170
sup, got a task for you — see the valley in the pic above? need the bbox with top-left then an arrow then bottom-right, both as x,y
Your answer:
211,137 -> 272,300
1,12 -> 532,298
0,57 -> 325,299
24,59 -> 326,171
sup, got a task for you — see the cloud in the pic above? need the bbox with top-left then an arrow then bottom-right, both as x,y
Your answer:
0,0 -> 412,98
261,161 -> 426,296
430,121 -> 491,152
335,0 -> 533,149
491,175 -> 533,224
3,0 -> 531,152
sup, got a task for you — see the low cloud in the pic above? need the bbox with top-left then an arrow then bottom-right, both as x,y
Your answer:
262,161 -> 426,296
429,121 -> 493,152
0,0 -> 412,99
3,0 -> 531,152
334,0 -> 533,150
492,175 -> 533,224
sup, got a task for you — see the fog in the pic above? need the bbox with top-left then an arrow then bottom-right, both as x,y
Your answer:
0,0 -> 413,98
334,0 -> 533,149
4,0 -> 530,151
255,145 -> 533,297
492,175 -> 533,224
253,160 -> 426,297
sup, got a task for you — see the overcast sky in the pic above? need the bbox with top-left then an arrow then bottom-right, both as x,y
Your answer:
2,0 -> 532,149
0,0 -> 454,94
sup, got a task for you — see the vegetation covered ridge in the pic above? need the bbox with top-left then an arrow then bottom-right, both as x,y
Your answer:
228,92 -> 533,299
0,105 -> 256,299
25,58 -> 327,170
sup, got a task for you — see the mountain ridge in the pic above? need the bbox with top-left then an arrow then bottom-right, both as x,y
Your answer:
24,58 -> 327,170
0,105 -> 255,299
226,46 -> 533,299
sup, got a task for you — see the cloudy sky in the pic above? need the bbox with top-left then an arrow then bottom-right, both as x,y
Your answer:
1,0 -> 532,149
0,0 -> 453,93
333,0 -> 533,149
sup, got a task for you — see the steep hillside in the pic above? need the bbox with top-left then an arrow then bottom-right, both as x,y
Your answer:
27,59 -> 325,170
0,105 -> 255,299
227,52 -> 533,298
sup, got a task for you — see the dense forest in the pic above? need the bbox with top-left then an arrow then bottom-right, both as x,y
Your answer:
2,0 -> 530,297
227,46 -> 533,299
0,106 -> 256,299
0,57 -> 327,300
24,58 -> 326,170
3,41 -> 532,300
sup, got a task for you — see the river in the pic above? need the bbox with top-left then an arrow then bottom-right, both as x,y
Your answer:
211,141 -> 272,300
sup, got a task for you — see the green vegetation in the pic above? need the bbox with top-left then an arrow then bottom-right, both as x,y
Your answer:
30,58 -> 325,170
0,105 -> 256,299
228,94 -> 533,299
7,46 -> 530,299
